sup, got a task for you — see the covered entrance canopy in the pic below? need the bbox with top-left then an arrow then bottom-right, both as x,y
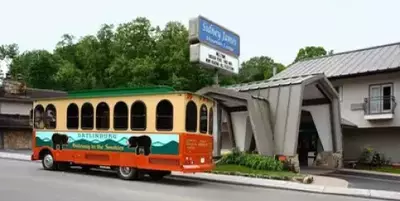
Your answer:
196,86 -> 275,156
198,73 -> 343,162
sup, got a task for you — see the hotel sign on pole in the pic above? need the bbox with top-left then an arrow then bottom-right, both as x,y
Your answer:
190,43 -> 239,75
189,16 -> 240,75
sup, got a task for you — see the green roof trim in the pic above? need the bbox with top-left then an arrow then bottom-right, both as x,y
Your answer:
67,86 -> 176,98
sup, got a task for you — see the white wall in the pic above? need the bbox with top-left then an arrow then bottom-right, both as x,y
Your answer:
343,128 -> 400,163
231,111 -> 251,152
302,105 -> 333,152
0,102 -> 32,115
331,71 -> 400,128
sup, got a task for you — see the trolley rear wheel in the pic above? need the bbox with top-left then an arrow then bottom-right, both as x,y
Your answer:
117,166 -> 139,180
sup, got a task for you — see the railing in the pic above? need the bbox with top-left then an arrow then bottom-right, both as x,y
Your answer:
363,96 -> 397,115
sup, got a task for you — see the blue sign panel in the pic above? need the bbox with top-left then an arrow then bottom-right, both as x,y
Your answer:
198,17 -> 240,57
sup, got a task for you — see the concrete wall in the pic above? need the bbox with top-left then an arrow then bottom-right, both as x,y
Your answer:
343,127 -> 400,163
231,111 -> 251,152
302,105 -> 333,152
247,85 -> 303,156
0,102 -> 31,115
330,71 -> 400,128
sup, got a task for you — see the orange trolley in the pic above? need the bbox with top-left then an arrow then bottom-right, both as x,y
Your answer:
30,86 -> 215,180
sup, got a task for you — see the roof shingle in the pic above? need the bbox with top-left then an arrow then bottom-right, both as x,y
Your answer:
226,74 -> 322,92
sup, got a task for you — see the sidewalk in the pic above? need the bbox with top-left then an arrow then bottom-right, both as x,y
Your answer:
0,151 -> 399,201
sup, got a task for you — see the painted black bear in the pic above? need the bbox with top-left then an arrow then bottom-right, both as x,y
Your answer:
51,133 -> 69,150
127,135 -> 152,156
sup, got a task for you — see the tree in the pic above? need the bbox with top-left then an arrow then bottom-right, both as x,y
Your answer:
0,43 -> 19,60
4,16 -> 286,91
10,50 -> 60,88
238,56 -> 286,83
294,46 -> 327,62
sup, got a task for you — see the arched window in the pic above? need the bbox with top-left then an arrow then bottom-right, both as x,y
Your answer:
199,104 -> 208,134
209,107 -> 213,135
81,103 -> 94,130
96,102 -> 109,130
34,105 -> 44,129
114,101 -> 128,130
67,103 -> 79,129
185,101 -> 197,132
45,104 -> 57,129
156,100 -> 173,131
131,101 -> 146,130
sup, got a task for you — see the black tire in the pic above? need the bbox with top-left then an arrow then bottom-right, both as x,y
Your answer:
117,166 -> 138,180
42,152 -> 57,171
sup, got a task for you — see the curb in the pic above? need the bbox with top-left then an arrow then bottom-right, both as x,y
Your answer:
335,169 -> 400,181
1,153 -> 399,201
0,152 -> 33,162
170,173 -> 400,201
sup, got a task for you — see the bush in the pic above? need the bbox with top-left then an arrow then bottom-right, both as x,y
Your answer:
358,146 -> 391,168
218,148 -> 284,172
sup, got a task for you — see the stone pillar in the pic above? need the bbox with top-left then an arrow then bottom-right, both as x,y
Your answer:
287,154 -> 300,173
4,130 -> 32,149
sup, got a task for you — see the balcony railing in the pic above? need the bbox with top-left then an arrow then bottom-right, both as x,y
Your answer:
363,96 -> 397,116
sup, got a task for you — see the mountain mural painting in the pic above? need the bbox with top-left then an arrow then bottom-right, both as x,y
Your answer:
35,131 -> 179,155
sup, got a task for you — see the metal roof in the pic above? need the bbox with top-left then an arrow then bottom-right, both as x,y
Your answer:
273,42 -> 400,79
226,73 -> 324,92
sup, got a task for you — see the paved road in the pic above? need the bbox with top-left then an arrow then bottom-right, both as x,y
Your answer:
0,159 -> 380,201
325,172 -> 400,192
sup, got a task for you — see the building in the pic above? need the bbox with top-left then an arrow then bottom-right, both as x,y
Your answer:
0,78 -> 67,150
197,73 -> 343,170
266,42 -> 400,163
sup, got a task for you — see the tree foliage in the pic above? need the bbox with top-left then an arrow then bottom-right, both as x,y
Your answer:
2,17 -> 292,92
294,46 -> 327,63
238,56 -> 285,83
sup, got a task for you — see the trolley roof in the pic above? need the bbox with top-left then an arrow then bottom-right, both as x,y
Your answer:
33,86 -> 215,102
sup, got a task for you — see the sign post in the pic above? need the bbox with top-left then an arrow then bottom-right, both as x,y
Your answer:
189,16 -> 240,86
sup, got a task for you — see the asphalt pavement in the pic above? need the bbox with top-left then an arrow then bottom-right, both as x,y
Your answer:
325,172 -> 400,192
0,159 -> 381,201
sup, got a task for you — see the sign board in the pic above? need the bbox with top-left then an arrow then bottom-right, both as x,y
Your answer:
189,16 -> 240,57
190,43 -> 239,75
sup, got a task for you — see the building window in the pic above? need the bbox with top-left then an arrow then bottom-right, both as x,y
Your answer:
96,102 -> 110,130
156,100 -> 173,131
114,101 -> 128,130
185,101 -> 197,132
34,104 -> 45,129
81,103 -> 94,130
208,107 -> 213,135
199,104 -> 208,134
67,103 -> 79,129
369,83 -> 393,114
45,104 -> 57,129
131,101 -> 146,130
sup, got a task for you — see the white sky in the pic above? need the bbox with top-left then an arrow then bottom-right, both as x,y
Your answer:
1,0 -> 400,74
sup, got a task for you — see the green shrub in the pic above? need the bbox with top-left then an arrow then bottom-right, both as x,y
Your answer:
218,149 -> 284,171
358,146 -> 392,167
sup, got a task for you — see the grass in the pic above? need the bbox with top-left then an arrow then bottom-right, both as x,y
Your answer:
364,166 -> 400,174
212,164 -> 302,179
